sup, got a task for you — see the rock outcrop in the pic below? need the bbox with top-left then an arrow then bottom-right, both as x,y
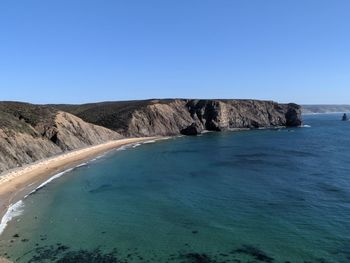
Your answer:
57,99 -> 302,137
180,123 -> 202,136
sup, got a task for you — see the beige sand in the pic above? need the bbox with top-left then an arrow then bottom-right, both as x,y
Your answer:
0,137 -> 162,224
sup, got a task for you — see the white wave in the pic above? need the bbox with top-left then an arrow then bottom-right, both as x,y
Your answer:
143,140 -> 156,144
76,162 -> 88,168
91,154 -> 104,161
25,168 -> 74,198
117,145 -> 128,151
36,168 -> 73,190
132,143 -> 142,148
0,200 -> 24,235
302,124 -> 311,128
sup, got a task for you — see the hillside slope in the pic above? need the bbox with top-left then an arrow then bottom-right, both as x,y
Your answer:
56,99 -> 302,137
0,102 -> 122,173
0,99 -> 302,173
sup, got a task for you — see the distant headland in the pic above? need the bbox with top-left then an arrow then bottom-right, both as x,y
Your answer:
302,104 -> 350,114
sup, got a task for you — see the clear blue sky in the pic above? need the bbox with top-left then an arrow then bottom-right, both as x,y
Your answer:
1,0 -> 349,104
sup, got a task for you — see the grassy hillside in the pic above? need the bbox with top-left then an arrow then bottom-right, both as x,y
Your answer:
53,100 -> 171,132
0,102 -> 58,136
0,102 -> 122,173
0,102 -> 57,127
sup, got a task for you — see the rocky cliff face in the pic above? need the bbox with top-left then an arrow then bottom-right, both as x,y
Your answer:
58,99 -> 302,137
0,102 -> 122,173
0,99 -> 302,173
185,100 -> 301,133
43,111 -> 122,151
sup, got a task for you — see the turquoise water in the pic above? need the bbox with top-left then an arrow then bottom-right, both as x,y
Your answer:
0,114 -> 349,263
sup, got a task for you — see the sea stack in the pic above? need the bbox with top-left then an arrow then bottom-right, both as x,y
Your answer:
342,113 -> 349,121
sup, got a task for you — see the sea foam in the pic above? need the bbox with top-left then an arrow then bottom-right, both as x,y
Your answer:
0,200 -> 24,235
25,168 -> 74,198
143,140 -> 156,144
76,162 -> 88,168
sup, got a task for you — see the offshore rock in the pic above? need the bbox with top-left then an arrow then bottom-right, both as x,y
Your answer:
342,113 -> 348,121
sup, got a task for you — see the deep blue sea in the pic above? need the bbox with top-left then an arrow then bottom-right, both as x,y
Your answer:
0,114 -> 349,263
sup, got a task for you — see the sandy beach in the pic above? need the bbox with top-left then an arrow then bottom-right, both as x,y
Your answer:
0,137 -> 162,228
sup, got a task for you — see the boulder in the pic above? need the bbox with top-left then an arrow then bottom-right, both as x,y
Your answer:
180,123 -> 203,136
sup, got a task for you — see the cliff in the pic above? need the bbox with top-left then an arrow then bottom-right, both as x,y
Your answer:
0,99 -> 302,174
0,102 -> 122,173
57,99 -> 302,137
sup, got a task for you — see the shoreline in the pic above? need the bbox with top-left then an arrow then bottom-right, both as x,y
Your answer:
0,136 -> 163,234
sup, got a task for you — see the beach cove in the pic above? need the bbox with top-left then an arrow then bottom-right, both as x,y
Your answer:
0,137 -> 163,235
0,114 -> 349,262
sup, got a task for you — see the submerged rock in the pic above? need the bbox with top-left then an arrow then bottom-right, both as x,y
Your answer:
181,253 -> 214,263
232,245 -> 274,262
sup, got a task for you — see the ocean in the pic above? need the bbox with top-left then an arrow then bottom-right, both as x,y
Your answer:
0,114 -> 349,263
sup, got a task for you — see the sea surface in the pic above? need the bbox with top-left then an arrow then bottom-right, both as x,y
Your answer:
0,114 -> 349,263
